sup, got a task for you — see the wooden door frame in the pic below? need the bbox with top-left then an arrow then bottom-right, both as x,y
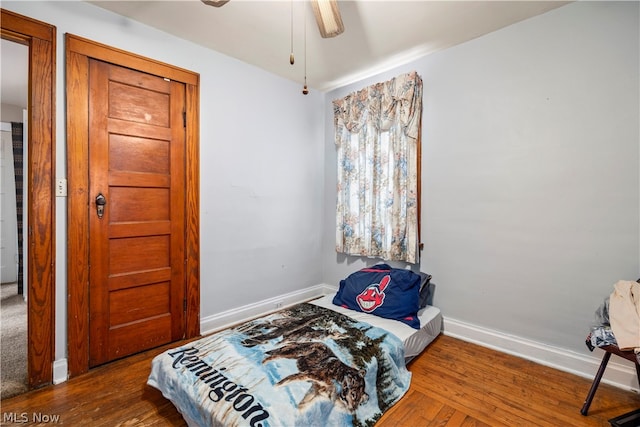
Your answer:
66,34 -> 200,377
0,9 -> 56,388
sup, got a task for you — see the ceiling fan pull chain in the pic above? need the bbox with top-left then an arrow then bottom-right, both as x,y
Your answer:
302,2 -> 309,95
290,0 -> 295,65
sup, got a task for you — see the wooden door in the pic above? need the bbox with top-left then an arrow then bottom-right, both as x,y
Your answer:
88,59 -> 186,366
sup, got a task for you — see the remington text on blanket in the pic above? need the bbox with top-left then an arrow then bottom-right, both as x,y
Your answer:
168,347 -> 270,427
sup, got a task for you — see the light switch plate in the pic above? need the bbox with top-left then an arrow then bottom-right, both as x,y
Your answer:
56,178 -> 67,197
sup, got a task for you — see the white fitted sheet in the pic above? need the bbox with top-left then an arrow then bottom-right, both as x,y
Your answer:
309,294 -> 442,361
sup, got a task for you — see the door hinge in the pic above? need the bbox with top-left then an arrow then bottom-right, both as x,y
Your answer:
182,111 -> 187,128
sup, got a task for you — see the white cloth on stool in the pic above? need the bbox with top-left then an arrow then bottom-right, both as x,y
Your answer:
609,280 -> 640,354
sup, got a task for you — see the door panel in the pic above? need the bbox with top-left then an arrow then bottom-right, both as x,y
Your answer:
109,236 -> 170,273
110,134 -> 169,174
109,282 -> 170,325
108,315 -> 172,362
88,59 -> 185,367
109,188 -> 170,222
109,83 -> 169,126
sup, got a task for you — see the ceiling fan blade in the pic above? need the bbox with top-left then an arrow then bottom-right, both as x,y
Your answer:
200,0 -> 345,39
311,0 -> 344,38
201,0 -> 230,7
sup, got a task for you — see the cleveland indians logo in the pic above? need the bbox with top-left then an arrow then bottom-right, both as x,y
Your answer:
356,275 -> 390,313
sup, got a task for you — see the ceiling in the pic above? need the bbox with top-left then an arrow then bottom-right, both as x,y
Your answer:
88,0 -> 569,91
1,1 -> 570,108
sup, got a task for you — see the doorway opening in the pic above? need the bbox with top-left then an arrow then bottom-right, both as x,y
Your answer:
0,69 -> 28,397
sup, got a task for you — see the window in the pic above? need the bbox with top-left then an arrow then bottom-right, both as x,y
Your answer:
333,71 -> 423,264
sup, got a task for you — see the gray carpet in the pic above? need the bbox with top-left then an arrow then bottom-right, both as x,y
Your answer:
1,282 -> 28,399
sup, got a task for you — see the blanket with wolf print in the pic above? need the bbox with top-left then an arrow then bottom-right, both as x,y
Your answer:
147,303 -> 411,427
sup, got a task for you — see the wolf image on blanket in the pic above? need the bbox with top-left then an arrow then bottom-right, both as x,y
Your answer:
149,302 -> 412,427
240,314 -> 341,348
238,313 -> 314,346
263,341 -> 369,412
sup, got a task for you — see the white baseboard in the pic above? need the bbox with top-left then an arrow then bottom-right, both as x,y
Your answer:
52,358 -> 68,384
53,285 -> 636,393
48,285 -> 336,386
443,316 -> 639,393
200,284 -> 336,335
200,287 -> 639,393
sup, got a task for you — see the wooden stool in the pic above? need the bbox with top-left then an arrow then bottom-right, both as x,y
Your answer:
581,344 -> 640,416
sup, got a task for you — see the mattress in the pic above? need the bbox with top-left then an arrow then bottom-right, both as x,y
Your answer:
148,301 -> 412,427
310,294 -> 442,361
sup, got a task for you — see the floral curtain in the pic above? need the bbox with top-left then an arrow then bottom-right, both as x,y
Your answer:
333,71 -> 423,264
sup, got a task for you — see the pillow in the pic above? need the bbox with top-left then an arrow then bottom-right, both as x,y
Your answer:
332,264 -> 421,329
418,272 -> 433,308
420,282 -> 436,308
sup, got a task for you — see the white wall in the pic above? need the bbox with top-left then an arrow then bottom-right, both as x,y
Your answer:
6,0 -> 639,391
323,1 -> 639,385
1,104 -> 24,123
3,1 -> 326,367
0,128 -> 18,284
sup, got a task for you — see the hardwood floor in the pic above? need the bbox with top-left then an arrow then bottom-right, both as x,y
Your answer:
1,335 -> 638,426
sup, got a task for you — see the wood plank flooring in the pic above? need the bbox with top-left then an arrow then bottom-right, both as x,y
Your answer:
1,335 -> 638,426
